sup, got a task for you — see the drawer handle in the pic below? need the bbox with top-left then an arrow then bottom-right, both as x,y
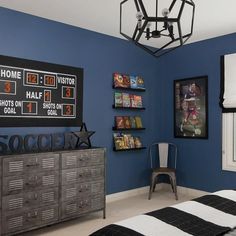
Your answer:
25,194 -> 38,203
26,182 -> 38,187
79,201 -> 83,208
26,163 -> 40,167
26,211 -> 38,221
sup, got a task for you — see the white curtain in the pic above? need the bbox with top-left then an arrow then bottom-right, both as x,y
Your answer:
222,53 -> 236,109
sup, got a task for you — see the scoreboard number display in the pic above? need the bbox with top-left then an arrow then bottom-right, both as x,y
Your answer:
0,55 -> 83,127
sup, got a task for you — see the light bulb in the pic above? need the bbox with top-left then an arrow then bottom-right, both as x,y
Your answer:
146,22 -> 151,39
162,8 -> 169,17
146,22 -> 152,29
136,11 -> 143,20
136,11 -> 143,29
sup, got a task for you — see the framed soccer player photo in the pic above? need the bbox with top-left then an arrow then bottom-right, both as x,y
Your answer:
174,76 -> 208,139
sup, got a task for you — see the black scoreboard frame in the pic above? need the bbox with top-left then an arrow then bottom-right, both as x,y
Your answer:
0,55 -> 83,127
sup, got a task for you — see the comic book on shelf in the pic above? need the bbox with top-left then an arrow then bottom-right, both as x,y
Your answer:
122,93 -> 131,107
130,94 -> 135,107
136,76 -> 145,89
133,95 -> 143,108
135,116 -> 143,128
123,116 -> 131,129
122,75 -> 130,88
123,134 -> 131,149
113,73 -> 130,88
113,73 -> 124,88
128,134 -> 135,148
114,92 -> 123,107
129,116 -> 136,128
115,116 -> 125,129
130,76 -> 138,89
134,136 -> 142,148
113,133 -> 125,150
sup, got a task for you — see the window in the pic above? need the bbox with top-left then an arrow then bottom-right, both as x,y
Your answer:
222,113 -> 236,171
221,53 -> 236,171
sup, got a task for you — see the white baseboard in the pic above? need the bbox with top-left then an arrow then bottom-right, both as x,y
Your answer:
177,185 -> 209,197
160,183 -> 209,197
106,184 -> 209,203
106,186 -> 149,203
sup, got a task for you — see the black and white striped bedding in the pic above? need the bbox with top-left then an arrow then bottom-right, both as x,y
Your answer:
90,190 -> 236,236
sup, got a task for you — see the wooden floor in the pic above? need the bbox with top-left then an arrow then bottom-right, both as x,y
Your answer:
22,188 -> 198,236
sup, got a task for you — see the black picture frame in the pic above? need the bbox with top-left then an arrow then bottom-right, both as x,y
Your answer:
0,55 -> 83,127
174,76 -> 208,139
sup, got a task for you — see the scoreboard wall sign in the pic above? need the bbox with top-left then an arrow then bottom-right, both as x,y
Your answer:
0,55 -> 83,127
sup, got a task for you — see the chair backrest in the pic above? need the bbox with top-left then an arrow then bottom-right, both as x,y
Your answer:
149,142 -> 177,169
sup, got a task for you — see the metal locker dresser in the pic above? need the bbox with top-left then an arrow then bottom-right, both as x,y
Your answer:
0,147 -> 106,236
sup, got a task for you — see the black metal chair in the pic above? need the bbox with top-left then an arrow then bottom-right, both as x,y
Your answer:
148,142 -> 178,200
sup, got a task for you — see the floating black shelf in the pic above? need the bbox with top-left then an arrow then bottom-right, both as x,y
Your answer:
112,86 -> 146,92
112,75 -> 146,153
113,147 -> 147,152
112,105 -> 145,110
112,127 -> 145,131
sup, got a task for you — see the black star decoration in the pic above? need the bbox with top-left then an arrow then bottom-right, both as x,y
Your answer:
72,123 -> 95,148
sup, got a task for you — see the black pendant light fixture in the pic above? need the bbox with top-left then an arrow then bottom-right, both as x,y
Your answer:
120,0 -> 195,57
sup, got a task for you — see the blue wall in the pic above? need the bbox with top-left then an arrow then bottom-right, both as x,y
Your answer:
156,33 -> 236,192
1,7 -> 236,194
0,7 -> 162,194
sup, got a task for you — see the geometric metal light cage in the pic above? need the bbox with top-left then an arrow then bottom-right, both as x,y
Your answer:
120,0 -> 195,57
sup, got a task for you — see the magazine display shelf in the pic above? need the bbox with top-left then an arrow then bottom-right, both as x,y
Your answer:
112,105 -> 145,110
112,127 -> 146,131
113,147 -> 147,152
112,74 -> 146,152
112,86 -> 146,92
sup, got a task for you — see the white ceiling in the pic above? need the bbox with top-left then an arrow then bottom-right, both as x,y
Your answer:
0,0 -> 236,48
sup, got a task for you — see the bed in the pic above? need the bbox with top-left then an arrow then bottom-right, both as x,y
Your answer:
90,190 -> 236,236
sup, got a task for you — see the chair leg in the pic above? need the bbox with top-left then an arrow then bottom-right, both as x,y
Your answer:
153,176 -> 158,192
148,182 -> 152,200
169,175 -> 174,193
148,173 -> 157,200
170,173 -> 178,200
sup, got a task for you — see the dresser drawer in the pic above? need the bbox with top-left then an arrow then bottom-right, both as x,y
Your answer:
61,166 -> 104,185
60,199 -> 91,219
0,158 -> 2,210
0,176 -> 1,210
2,204 -> 58,234
88,149 -> 105,166
60,193 -> 104,220
2,187 -> 59,212
61,181 -> 104,202
3,153 -> 59,177
3,171 -> 59,195
61,148 -> 105,169
91,194 -> 105,211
